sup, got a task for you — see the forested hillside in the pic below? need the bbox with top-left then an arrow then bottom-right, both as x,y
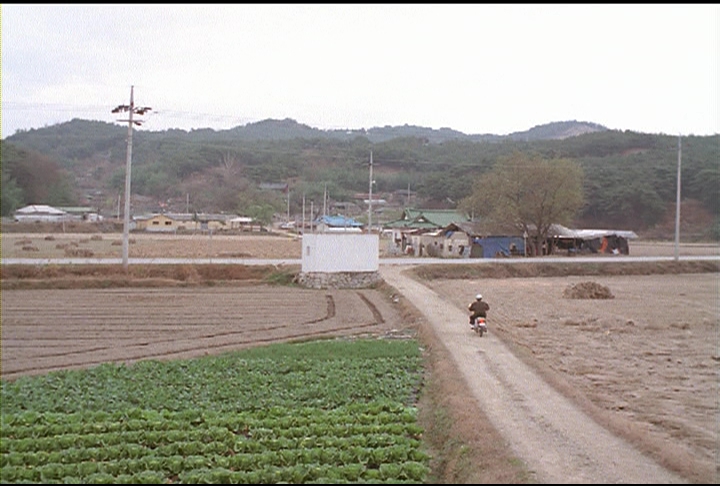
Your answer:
2,118 -> 718,239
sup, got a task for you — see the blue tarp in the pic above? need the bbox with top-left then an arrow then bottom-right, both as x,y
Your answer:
472,236 -> 525,258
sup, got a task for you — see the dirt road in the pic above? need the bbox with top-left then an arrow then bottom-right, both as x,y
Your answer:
380,265 -> 689,484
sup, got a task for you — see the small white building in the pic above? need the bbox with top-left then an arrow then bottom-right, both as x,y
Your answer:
14,205 -> 69,223
301,233 -> 378,273
228,216 -> 255,230
297,233 -> 382,289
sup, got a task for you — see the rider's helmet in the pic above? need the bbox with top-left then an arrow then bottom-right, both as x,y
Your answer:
475,294 -> 483,300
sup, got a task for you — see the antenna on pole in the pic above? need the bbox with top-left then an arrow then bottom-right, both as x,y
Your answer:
112,85 -> 151,270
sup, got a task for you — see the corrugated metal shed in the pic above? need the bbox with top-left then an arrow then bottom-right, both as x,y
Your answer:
548,224 -> 638,240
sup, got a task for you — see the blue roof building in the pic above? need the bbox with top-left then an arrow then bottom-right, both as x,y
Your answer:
314,214 -> 364,232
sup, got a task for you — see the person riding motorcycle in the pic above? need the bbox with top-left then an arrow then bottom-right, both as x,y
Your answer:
468,293 -> 489,327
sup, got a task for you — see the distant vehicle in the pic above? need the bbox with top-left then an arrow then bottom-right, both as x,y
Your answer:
279,222 -> 296,230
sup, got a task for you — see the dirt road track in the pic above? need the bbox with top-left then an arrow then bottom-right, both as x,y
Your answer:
379,265 -> 686,484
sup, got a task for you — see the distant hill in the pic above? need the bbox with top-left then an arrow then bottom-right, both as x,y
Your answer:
5,117 -> 607,144
504,120 -> 608,142
341,119 -> 608,144
189,118 -> 607,144
3,118 -> 609,151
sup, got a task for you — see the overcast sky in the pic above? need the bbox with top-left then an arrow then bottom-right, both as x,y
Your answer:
2,4 -> 718,138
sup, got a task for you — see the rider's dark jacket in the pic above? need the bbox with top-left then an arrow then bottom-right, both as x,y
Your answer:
468,300 -> 489,318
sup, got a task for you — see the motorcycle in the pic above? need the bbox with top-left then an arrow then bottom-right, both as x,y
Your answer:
470,316 -> 488,337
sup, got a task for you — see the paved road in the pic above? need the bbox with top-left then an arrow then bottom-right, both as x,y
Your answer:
379,265 -> 686,484
2,255 -> 718,265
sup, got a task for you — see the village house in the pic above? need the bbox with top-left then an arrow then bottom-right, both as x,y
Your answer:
13,204 -> 70,223
414,221 -> 639,258
134,213 -> 244,233
433,221 -> 526,258
313,214 -> 364,233
383,208 -> 470,256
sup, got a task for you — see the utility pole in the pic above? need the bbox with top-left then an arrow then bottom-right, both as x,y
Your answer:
112,85 -> 151,270
368,151 -> 374,233
323,182 -> 328,217
302,193 -> 306,235
286,187 -> 290,225
674,134 -> 682,261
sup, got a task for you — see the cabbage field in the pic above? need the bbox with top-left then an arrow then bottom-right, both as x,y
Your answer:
1,338 -> 430,484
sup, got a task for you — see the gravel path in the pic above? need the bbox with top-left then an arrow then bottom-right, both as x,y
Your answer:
379,265 -> 687,484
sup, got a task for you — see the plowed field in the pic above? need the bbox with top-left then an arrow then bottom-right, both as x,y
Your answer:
0,286 -> 408,380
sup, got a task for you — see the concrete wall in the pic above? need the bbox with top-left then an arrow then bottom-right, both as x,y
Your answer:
295,271 -> 383,289
14,214 -> 70,223
301,233 -> 379,273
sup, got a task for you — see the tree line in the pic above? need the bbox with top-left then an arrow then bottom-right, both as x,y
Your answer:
2,119 -> 718,238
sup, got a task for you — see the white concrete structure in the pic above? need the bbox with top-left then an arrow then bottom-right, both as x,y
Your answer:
301,233 -> 379,273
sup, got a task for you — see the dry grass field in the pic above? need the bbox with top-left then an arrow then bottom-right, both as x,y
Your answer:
1,232 -> 303,260
2,231 -> 719,260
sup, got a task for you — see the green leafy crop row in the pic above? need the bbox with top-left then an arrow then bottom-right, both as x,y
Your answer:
1,338 -> 430,484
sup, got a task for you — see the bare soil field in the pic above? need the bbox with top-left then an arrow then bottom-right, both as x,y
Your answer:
1,232 -> 718,483
424,272 -> 718,483
1,286 -> 410,381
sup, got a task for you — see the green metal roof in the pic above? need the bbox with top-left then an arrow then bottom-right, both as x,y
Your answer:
385,219 -> 439,229
384,208 -> 469,229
